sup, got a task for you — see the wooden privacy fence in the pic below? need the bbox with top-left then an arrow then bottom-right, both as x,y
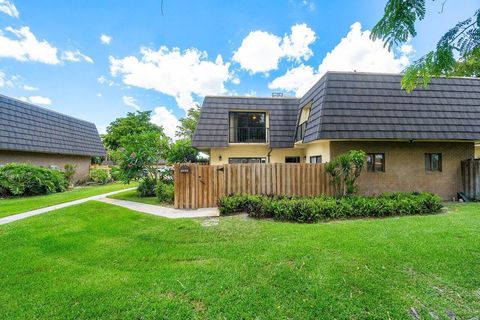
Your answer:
461,159 -> 480,200
174,163 -> 334,209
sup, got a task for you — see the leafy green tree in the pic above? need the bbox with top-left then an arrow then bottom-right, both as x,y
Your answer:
166,138 -> 199,164
326,150 -> 366,197
175,104 -> 200,140
116,131 -> 169,184
104,111 -> 165,150
371,2 -> 479,92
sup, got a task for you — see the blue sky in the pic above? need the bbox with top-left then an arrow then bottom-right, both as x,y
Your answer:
0,0 -> 477,137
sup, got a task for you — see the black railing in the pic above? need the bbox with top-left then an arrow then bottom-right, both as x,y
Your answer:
229,127 -> 268,143
295,122 -> 306,142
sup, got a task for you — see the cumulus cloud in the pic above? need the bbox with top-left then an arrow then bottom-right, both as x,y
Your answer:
100,34 -> 112,45
61,49 -> 93,63
0,70 -> 6,87
233,23 -> 316,74
122,95 -> 140,111
0,0 -> 19,18
150,106 -> 180,139
0,26 -> 60,64
269,22 -> 414,97
110,46 -> 232,112
19,95 -> 52,105
23,84 -> 38,91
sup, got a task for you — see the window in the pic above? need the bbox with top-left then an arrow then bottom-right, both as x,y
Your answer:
425,153 -> 442,172
366,153 -> 385,172
229,112 -> 267,143
285,156 -> 300,163
228,157 -> 266,164
309,155 -> 322,163
295,122 -> 307,142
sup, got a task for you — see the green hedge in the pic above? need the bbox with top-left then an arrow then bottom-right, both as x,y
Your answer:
218,192 -> 443,222
0,163 -> 68,196
156,181 -> 174,204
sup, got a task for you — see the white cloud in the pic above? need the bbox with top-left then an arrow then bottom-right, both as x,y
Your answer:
269,64 -> 319,97
150,106 -> 180,139
0,70 -> 6,87
122,95 -> 140,111
0,70 -> 15,88
23,84 -> 38,91
110,46 -> 232,112
0,26 -> 60,64
0,0 -> 19,18
100,33 -> 112,45
19,95 -> 52,105
97,93 -> 102,97
233,23 -> 316,74
269,22 -> 414,97
61,49 -> 93,63
97,75 -> 114,86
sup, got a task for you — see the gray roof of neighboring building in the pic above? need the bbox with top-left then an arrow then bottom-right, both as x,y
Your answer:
0,94 -> 106,157
192,96 -> 300,148
302,72 -> 480,142
192,72 -> 480,149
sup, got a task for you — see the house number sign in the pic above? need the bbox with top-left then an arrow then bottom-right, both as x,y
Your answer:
179,165 -> 190,173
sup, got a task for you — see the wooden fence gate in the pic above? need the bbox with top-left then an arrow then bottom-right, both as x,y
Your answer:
174,163 -> 334,209
461,159 -> 480,200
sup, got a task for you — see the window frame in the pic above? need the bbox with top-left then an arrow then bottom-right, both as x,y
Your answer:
228,157 -> 266,164
285,156 -> 301,163
366,153 -> 385,172
309,155 -> 322,164
425,153 -> 442,172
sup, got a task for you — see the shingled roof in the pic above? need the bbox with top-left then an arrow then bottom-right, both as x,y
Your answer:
192,96 -> 300,148
302,72 -> 480,142
0,94 -> 106,157
192,72 -> 480,149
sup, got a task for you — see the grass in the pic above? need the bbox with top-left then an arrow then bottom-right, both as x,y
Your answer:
109,188 -> 172,206
0,202 -> 479,319
0,182 -> 136,217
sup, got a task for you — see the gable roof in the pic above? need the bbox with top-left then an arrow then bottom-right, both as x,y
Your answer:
0,94 -> 106,157
301,72 -> 480,142
192,96 -> 300,148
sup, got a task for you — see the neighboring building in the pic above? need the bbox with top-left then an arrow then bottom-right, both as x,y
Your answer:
192,72 -> 480,199
0,94 -> 105,180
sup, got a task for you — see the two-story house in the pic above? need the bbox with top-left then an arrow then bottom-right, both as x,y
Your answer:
192,71 -> 480,199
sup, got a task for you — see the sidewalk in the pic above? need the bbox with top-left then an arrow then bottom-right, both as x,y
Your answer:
97,198 -> 220,219
0,187 -> 137,225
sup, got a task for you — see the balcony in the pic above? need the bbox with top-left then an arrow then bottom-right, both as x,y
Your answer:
229,126 -> 268,143
295,122 -> 306,142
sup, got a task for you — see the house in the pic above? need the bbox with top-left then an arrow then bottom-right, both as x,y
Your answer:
0,94 -> 105,180
192,72 -> 480,199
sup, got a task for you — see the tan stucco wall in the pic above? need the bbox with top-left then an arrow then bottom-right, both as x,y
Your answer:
0,151 -> 91,181
330,141 -> 474,199
304,140 -> 330,163
210,145 -> 306,165
476,145 -> 480,158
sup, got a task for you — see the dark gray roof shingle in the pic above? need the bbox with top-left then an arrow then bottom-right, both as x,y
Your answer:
192,96 -> 300,148
0,94 -> 106,156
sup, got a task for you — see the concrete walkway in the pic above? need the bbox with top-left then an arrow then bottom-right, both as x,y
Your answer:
97,197 -> 220,219
0,187 -> 137,225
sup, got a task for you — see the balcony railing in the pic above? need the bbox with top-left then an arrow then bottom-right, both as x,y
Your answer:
229,126 -> 268,143
295,122 -> 306,142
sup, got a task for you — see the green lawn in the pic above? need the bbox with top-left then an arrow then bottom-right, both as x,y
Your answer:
0,182 -> 136,217
0,202 -> 479,319
108,188 -> 172,206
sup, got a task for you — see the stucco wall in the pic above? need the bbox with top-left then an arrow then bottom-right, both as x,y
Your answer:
476,146 -> 480,158
0,151 -> 91,181
304,140 -> 330,163
210,145 -> 306,165
330,141 -> 474,199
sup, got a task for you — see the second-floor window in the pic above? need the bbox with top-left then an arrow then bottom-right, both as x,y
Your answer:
229,112 -> 267,143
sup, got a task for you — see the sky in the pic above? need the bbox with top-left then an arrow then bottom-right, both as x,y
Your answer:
0,0 -> 477,138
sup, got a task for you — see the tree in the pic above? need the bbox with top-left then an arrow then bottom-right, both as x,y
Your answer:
371,2 -> 479,92
166,139 -> 199,164
175,104 -> 200,140
104,111 -> 165,150
325,150 -> 366,197
116,131 -> 169,184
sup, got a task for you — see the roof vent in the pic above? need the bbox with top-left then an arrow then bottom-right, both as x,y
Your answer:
272,92 -> 284,98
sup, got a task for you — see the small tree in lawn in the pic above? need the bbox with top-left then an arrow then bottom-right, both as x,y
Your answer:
117,131 -> 169,196
325,150 -> 366,197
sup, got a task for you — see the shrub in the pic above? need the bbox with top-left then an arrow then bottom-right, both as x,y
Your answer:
63,164 -> 77,187
156,181 -> 174,203
110,165 -> 123,181
137,178 -> 156,197
218,192 -> 443,223
0,163 -> 68,196
89,168 -> 110,185
326,150 -> 366,197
